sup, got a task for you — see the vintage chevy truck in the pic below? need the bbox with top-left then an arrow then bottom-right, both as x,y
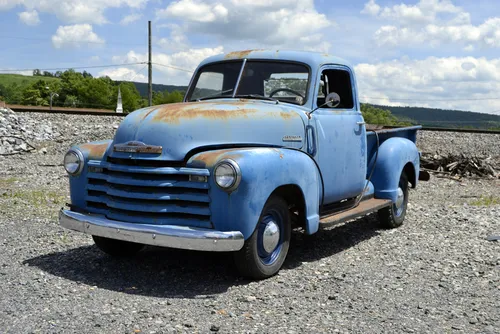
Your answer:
60,50 -> 425,279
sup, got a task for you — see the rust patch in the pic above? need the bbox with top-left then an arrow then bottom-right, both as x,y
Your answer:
151,103 -> 259,124
224,49 -> 264,59
270,148 -> 284,159
80,142 -> 109,159
279,111 -> 293,120
192,149 -> 243,167
140,106 -> 157,121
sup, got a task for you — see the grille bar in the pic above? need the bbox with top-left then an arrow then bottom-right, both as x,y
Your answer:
87,194 -> 211,216
88,172 -> 209,189
87,184 -> 210,203
89,160 -> 209,176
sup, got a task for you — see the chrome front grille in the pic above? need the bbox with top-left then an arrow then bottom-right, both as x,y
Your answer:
85,159 -> 212,228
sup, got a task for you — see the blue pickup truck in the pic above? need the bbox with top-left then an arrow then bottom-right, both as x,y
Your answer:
60,50 -> 425,279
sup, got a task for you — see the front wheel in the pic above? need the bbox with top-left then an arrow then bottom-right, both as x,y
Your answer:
92,236 -> 144,257
378,171 -> 409,228
233,195 -> 291,279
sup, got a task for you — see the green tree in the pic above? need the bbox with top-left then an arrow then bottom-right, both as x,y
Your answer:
360,104 -> 413,126
22,88 -> 47,106
153,90 -> 184,105
4,83 -> 23,104
64,95 -> 79,107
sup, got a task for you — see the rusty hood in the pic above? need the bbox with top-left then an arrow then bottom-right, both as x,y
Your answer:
111,100 -> 306,161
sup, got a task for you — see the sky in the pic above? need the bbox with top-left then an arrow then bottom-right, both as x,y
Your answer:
0,0 -> 499,115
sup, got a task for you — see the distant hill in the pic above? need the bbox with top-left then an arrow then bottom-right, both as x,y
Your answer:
368,104 -> 500,130
0,74 -> 60,88
125,81 -> 188,97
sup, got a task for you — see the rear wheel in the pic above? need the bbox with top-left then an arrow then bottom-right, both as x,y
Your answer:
378,171 -> 409,229
92,236 -> 144,257
233,195 -> 291,279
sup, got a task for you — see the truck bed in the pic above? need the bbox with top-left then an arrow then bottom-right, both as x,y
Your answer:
366,125 -> 421,171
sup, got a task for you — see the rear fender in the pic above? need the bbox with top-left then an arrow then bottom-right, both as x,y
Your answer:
187,147 -> 322,239
371,137 -> 420,203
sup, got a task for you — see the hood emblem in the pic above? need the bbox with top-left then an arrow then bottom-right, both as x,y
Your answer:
113,141 -> 162,154
282,135 -> 302,142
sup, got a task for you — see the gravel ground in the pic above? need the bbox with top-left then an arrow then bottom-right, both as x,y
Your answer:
0,113 -> 499,333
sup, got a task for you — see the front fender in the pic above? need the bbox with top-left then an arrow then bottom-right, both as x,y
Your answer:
187,147 -> 322,239
371,137 -> 420,203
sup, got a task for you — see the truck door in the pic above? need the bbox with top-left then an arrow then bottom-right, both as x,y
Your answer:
309,65 -> 367,205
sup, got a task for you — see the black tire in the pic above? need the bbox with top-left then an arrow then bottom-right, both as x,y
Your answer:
92,236 -> 144,257
378,171 -> 409,229
233,195 -> 291,279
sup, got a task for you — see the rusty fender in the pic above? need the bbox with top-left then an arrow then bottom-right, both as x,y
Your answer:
187,147 -> 322,238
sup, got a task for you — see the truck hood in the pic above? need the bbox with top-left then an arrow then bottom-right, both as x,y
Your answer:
111,99 -> 306,161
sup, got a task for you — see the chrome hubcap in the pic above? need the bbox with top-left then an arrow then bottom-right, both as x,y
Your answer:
395,187 -> 404,210
262,220 -> 280,253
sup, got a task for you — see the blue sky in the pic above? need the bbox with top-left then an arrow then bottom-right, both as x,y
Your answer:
0,0 -> 499,114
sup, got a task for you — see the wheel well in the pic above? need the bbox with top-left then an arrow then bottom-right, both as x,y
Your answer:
403,162 -> 416,188
272,184 -> 306,228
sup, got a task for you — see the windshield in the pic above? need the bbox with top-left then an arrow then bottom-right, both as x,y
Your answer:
186,61 -> 310,105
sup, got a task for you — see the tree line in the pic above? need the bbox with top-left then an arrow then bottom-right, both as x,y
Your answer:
0,69 -> 184,112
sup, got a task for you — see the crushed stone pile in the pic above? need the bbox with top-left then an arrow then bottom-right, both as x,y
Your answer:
0,109 -> 60,155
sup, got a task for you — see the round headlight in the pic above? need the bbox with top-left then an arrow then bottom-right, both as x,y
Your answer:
214,159 -> 241,191
64,149 -> 84,175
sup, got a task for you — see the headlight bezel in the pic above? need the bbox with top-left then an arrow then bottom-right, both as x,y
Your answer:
213,159 -> 241,192
64,148 -> 84,176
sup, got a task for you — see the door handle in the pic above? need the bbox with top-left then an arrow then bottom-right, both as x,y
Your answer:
356,121 -> 366,125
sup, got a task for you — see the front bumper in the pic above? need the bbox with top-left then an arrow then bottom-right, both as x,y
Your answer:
59,209 -> 244,252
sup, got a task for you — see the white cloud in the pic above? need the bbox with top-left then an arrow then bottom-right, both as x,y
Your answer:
156,0 -> 332,50
363,0 -> 500,49
361,0 -> 380,16
0,0 -> 20,11
355,56 -> 500,115
1,0 -> 149,24
158,0 -> 228,23
18,10 -> 40,26
98,67 -> 147,82
52,24 -> 105,49
120,13 -> 142,25
113,46 -> 224,85
157,24 -> 190,52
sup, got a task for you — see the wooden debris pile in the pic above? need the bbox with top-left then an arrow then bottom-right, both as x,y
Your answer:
421,154 -> 500,179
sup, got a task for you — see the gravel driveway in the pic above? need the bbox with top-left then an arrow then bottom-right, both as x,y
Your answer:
0,113 -> 499,333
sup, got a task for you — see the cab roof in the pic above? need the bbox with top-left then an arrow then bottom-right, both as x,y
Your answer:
197,49 -> 352,71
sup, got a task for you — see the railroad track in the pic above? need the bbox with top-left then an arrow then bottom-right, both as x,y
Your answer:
8,106 -> 500,135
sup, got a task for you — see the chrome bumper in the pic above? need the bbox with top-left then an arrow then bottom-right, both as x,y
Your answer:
59,209 -> 244,252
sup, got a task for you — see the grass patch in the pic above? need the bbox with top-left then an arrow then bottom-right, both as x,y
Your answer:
471,195 -> 500,207
0,177 -> 19,186
0,73 -> 59,89
0,178 -> 67,220
2,189 -> 66,207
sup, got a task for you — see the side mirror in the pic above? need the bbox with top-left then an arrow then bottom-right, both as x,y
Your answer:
306,92 -> 341,119
325,92 -> 340,108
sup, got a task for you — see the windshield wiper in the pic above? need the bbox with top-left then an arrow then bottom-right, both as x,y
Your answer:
195,89 -> 234,101
234,94 -> 279,103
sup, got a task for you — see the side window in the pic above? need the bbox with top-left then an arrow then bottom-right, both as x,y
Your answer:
190,72 -> 224,100
318,69 -> 354,109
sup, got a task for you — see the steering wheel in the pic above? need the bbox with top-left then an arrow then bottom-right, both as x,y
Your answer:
269,88 -> 305,99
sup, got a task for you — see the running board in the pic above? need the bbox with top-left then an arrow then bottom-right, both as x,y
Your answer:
319,198 -> 392,227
